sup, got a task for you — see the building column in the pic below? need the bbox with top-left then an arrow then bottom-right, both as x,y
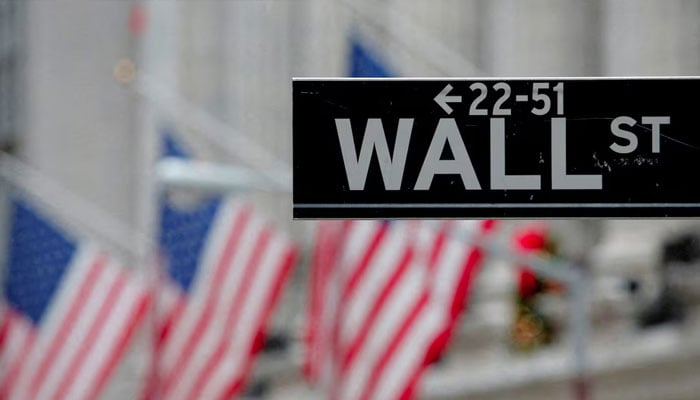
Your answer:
602,0 -> 700,76
483,0 -> 601,76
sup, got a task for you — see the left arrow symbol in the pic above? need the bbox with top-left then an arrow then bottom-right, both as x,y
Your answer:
434,84 -> 462,114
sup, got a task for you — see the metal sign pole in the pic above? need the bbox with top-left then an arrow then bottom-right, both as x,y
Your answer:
570,272 -> 591,400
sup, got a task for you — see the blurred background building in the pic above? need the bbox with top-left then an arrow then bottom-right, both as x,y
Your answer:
3,0 -> 700,399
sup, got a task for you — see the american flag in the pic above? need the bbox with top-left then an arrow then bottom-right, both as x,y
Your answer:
0,197 -> 149,400
304,219 -> 494,400
142,133 -> 298,399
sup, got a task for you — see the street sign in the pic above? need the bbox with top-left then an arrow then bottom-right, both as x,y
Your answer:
293,78 -> 700,218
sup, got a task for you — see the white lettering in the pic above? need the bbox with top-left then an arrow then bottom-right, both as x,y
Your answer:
552,117 -> 602,190
641,116 -> 670,153
610,116 -> 638,154
490,118 -> 541,190
415,118 -> 481,190
336,118 -> 413,190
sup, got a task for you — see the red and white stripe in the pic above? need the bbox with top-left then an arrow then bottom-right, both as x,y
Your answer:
0,245 -> 150,400
147,200 -> 297,400
0,303 -> 37,392
305,220 -> 494,400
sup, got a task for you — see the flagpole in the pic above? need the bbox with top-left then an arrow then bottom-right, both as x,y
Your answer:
571,272 -> 591,400
0,159 -> 10,296
0,154 -> 146,259
132,1 -> 184,398
156,157 -> 289,194
131,74 -> 292,192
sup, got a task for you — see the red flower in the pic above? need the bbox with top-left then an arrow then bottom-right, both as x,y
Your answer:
518,268 -> 540,299
513,226 -> 548,299
515,227 -> 547,251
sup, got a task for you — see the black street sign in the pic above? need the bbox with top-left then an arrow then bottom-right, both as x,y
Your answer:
293,78 -> 700,219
